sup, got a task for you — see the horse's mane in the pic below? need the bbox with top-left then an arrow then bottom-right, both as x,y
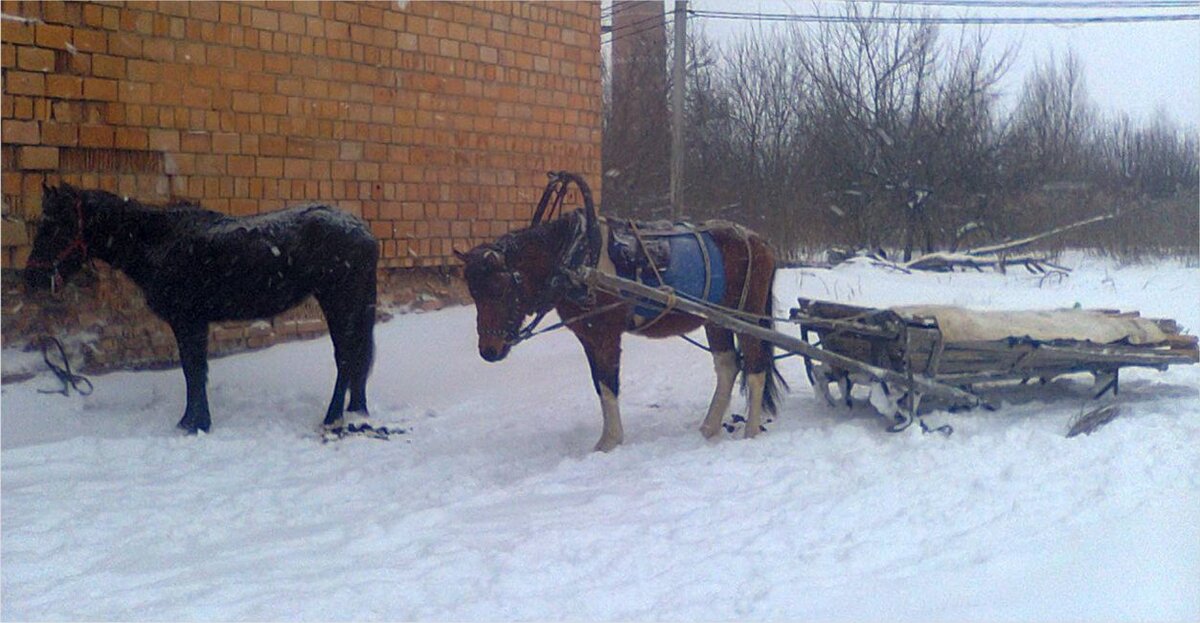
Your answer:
79,188 -> 219,218
493,210 -> 582,259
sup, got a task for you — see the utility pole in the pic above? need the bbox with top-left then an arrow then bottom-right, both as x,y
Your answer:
670,0 -> 686,219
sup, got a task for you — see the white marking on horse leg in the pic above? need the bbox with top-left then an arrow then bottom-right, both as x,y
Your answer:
744,371 -> 766,439
699,350 -> 737,439
594,384 -> 624,452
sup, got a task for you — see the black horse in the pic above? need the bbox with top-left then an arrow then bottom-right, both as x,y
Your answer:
24,183 -> 378,434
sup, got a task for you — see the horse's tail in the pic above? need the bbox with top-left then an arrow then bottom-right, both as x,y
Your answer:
737,265 -> 789,415
760,276 -> 789,415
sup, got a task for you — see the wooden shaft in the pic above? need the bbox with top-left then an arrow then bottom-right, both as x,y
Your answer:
573,267 -> 981,406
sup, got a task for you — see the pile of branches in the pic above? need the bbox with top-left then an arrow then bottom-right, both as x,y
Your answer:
831,212 -> 1116,275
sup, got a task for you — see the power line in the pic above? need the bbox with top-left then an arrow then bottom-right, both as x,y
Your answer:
602,11 -> 673,45
603,8 -> 665,35
603,17 -> 671,45
689,9 -> 1200,25
828,0 -> 1200,7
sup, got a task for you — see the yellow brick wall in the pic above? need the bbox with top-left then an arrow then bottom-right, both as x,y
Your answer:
0,0 -> 601,371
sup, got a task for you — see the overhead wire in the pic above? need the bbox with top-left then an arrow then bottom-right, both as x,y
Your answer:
687,9 -> 1200,25
601,1 -> 1198,45
602,12 -> 673,45
827,0 -> 1199,7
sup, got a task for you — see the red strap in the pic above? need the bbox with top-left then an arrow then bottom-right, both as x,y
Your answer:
26,197 -> 87,270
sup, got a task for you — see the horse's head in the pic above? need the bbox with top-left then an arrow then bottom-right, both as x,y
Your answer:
25,183 -> 89,293
455,244 -> 528,362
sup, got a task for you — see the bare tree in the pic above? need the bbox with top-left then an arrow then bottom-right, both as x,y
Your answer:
601,4 -> 1196,261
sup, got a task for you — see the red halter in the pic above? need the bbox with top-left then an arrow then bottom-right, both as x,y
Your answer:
26,197 -> 89,292
26,196 -> 88,271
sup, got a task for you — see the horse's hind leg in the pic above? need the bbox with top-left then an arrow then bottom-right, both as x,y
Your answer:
317,297 -> 354,428
345,247 -> 378,415
345,299 -> 375,414
737,332 -> 769,439
699,326 -> 737,439
319,250 -> 377,428
576,331 -> 624,452
171,320 -> 212,434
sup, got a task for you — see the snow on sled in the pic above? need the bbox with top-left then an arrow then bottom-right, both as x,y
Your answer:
791,299 -> 1198,430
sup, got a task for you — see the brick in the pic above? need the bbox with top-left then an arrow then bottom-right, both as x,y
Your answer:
82,4 -> 104,28
1,218 -> 31,247
126,59 -> 160,81
114,127 -> 148,149
180,131 -> 211,153
231,92 -> 260,113
72,28 -> 106,53
148,128 -> 179,151
107,32 -> 141,57
5,71 -> 44,95
45,74 -> 82,98
19,146 -> 59,170
283,158 -> 310,178
35,24 -> 72,50
251,8 -> 278,31
16,46 -> 54,72
40,121 -> 78,146
212,132 -> 239,153
78,124 -> 113,148
1,21 -> 36,45
142,38 -> 174,61
91,54 -> 125,79
82,77 -> 118,101
118,81 -> 152,104
2,120 -> 39,144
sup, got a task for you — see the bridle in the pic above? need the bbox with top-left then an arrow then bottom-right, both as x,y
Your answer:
477,171 -> 604,349
26,197 -> 89,293
477,245 -> 566,347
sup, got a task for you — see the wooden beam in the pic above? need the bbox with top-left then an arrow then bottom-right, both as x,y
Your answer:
573,267 -> 982,406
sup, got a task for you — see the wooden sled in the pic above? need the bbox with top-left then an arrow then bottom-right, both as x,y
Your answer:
792,298 -> 1199,429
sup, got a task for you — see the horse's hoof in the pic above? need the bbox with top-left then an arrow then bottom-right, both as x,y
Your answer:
699,423 -> 722,439
177,421 -> 208,435
593,437 -> 622,453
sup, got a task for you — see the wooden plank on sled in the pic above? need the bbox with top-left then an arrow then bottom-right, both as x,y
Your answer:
572,266 -> 982,407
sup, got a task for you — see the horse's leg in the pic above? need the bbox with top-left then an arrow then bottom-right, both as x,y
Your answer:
578,332 -> 624,452
317,296 -> 352,428
699,326 -> 737,439
171,320 -> 212,434
345,302 -> 375,415
738,332 -> 769,439
344,273 -> 376,415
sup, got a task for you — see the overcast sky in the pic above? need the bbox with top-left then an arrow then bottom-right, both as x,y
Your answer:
678,0 -> 1200,129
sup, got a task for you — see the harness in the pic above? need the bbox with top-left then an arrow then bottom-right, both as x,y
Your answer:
606,218 -> 752,334
25,197 -> 89,293
493,172 -> 763,349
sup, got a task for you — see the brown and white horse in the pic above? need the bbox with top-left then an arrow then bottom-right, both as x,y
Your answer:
456,189 -> 785,451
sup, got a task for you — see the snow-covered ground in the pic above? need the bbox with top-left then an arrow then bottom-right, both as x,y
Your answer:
3,255 -> 1198,621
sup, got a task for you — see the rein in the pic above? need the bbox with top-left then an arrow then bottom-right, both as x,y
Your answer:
512,300 -> 628,344
35,336 -> 94,396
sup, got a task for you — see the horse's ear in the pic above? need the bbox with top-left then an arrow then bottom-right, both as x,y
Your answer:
453,248 -> 469,263
482,248 -> 505,267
